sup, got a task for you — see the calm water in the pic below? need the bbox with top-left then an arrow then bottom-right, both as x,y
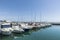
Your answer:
0,25 -> 60,40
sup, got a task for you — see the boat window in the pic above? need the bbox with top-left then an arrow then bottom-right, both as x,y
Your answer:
1,25 -> 11,28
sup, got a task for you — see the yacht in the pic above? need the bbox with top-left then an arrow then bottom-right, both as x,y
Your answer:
12,25 -> 24,33
1,23 -> 13,35
20,23 -> 33,31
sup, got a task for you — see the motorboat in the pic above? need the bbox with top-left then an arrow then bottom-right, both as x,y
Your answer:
1,23 -> 13,35
12,25 -> 24,33
20,23 -> 33,31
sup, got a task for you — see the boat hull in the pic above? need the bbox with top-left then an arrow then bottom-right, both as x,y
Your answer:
1,31 -> 12,35
12,30 -> 24,33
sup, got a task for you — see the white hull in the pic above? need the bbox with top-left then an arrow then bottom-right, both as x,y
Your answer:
13,30 -> 24,33
2,31 -> 12,35
1,28 -> 13,35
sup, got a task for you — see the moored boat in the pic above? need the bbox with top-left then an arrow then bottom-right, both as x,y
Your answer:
1,23 -> 13,35
20,23 -> 33,31
12,25 -> 24,33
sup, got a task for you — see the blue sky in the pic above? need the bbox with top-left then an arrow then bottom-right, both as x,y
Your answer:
0,0 -> 60,22
41,0 -> 60,22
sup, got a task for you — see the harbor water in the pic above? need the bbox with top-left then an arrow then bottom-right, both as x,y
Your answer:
0,25 -> 60,40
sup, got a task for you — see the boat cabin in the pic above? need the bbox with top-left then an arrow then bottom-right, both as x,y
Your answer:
1,23 -> 12,28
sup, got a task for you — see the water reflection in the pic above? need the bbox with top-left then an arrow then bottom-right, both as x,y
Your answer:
1,26 -> 51,40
